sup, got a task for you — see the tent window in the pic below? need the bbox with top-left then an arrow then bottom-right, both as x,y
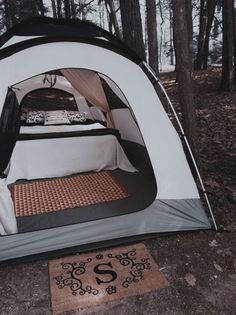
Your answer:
20,88 -> 77,114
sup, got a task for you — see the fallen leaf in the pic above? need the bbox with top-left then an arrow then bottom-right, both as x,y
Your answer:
216,248 -> 233,257
184,273 -> 196,287
220,225 -> 236,232
205,179 -> 220,188
159,267 -> 167,271
214,263 -> 223,272
209,240 -> 219,247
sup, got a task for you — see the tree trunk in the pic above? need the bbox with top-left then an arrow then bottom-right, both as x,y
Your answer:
157,0 -> 164,71
78,0 -> 87,20
3,0 -> 13,29
38,0 -> 45,16
64,0 -> 71,18
169,3 -> 174,66
105,0 -> 121,39
57,0 -> 63,18
146,0 -> 159,75
220,0 -> 235,91
120,0 -> 146,61
195,0 -> 215,69
195,0 -> 208,69
172,0 -> 201,169
233,5 -> 236,82
185,0 -> 193,71
99,2 -> 105,28
30,0 -> 38,16
144,6 -> 148,53
202,0 -> 216,68
172,10 -> 179,77
51,0 -> 57,17
70,0 -> 76,18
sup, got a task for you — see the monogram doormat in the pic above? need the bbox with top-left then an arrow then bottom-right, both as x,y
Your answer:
49,243 -> 169,314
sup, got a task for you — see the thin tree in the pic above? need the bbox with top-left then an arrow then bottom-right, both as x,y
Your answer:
172,7 -> 179,76
98,1 -> 105,28
70,0 -> 76,18
220,0 -> 235,91
77,0 -> 95,20
233,2 -> 236,83
64,0 -> 71,18
146,0 -> 159,75
120,0 -> 146,60
172,0 -> 201,168
169,2 -> 174,66
51,0 -> 57,17
103,0 -> 121,38
202,0 -> 216,68
3,0 -> 14,29
195,0 -> 207,69
195,0 -> 216,69
57,0 -> 63,18
29,0 -> 38,15
38,0 -> 45,16
185,0 -> 193,70
157,0 -> 164,70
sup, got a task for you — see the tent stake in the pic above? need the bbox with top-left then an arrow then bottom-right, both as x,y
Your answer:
141,62 -> 218,231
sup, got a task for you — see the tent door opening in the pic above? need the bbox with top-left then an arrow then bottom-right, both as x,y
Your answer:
1,69 -> 157,235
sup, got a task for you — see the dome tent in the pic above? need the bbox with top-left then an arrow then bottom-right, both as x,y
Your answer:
0,18 -> 216,262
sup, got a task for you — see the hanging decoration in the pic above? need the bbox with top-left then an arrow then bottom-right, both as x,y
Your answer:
43,74 -> 57,88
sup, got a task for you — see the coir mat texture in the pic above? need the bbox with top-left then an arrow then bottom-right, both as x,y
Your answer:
11,171 -> 129,217
49,243 -> 169,315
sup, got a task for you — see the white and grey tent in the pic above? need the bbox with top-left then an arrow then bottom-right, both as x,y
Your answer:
0,18 -> 216,262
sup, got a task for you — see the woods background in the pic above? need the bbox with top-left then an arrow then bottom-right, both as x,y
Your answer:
0,0 -> 235,169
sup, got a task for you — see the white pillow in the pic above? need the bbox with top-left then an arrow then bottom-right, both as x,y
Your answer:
26,111 -> 45,124
44,110 -> 71,125
67,111 -> 87,123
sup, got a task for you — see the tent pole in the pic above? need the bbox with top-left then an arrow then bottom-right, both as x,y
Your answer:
141,62 -> 218,231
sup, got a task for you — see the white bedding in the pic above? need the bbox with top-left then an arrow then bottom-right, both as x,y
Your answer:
20,122 -> 105,134
0,179 -> 17,235
6,124 -> 137,184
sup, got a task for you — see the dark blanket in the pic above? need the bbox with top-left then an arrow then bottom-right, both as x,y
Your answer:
17,128 -> 121,142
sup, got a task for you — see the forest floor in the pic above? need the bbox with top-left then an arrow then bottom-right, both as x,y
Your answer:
0,68 -> 235,315
161,67 -> 236,231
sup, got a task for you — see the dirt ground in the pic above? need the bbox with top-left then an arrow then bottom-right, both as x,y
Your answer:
0,68 -> 235,315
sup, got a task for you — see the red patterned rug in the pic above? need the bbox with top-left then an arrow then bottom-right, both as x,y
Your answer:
11,171 -> 129,217
49,243 -> 169,314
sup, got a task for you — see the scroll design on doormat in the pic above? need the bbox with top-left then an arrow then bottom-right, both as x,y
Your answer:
107,249 -> 151,288
106,285 -> 117,294
54,248 -> 152,296
54,258 -> 99,296
95,254 -> 104,260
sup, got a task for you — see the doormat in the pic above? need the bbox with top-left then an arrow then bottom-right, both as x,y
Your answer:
11,171 -> 129,217
49,243 -> 169,315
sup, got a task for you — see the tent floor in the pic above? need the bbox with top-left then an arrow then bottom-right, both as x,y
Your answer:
15,169 -> 156,233
14,141 -> 157,233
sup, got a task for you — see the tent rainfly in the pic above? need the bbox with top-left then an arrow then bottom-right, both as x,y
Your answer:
0,17 -> 217,262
